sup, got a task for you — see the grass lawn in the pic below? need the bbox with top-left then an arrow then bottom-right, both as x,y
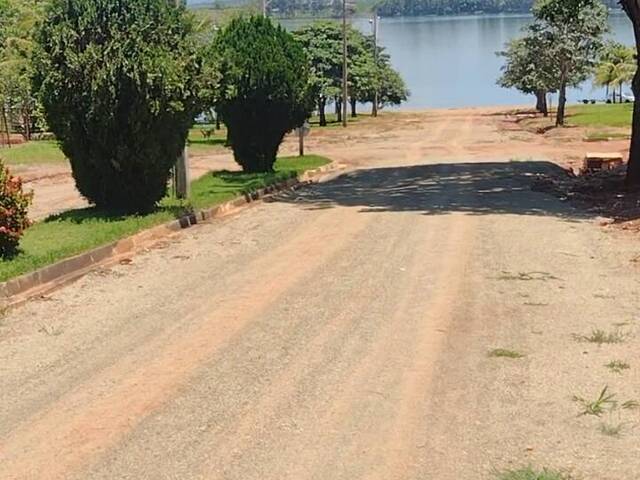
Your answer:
0,155 -> 330,282
309,112 -> 368,128
187,124 -> 228,154
568,103 -> 633,128
0,140 -> 67,165
0,126 -> 230,166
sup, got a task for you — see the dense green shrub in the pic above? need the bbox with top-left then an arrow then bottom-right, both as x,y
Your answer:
213,16 -> 313,173
0,160 -> 32,258
33,0 -> 203,213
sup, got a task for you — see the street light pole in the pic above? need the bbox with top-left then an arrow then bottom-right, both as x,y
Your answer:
175,0 -> 189,199
342,0 -> 348,128
372,9 -> 379,118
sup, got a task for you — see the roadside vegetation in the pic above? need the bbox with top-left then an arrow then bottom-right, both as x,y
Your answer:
0,155 -> 329,282
498,0 -> 608,125
495,467 -> 570,480
0,0 -> 408,261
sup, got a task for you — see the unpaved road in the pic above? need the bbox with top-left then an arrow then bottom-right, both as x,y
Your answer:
2,116 -> 640,479
19,106 -> 631,220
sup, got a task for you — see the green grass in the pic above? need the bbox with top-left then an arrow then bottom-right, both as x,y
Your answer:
488,348 -> 525,359
572,328 -> 628,345
496,467 -> 569,480
309,112 -> 368,128
0,140 -> 66,165
0,155 -> 330,282
573,386 -> 617,417
187,125 -> 228,153
0,126 -> 230,166
605,360 -> 630,374
569,103 -> 633,128
599,421 -> 624,437
584,131 -> 630,142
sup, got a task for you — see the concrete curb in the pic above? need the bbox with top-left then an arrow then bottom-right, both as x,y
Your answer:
0,162 -> 343,308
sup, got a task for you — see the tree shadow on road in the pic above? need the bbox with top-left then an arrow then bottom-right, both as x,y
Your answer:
273,160 -> 589,219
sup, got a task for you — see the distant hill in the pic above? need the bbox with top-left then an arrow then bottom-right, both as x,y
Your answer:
375,0 -> 621,17
188,0 -> 623,17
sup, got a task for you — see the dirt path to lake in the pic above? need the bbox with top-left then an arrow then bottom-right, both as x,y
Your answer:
18,106 -> 631,220
1,110 -> 639,478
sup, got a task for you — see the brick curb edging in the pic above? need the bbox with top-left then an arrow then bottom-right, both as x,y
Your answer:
0,162 -> 343,308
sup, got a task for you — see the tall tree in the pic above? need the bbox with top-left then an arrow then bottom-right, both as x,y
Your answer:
212,16 -> 313,172
293,22 -> 343,126
294,22 -> 407,124
498,25 -> 559,116
0,0 -> 44,142
34,0 -> 204,212
533,0 -> 608,127
619,0 -> 640,186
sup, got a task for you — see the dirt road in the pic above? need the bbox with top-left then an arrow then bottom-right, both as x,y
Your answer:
1,113 -> 640,479
20,106 -> 631,220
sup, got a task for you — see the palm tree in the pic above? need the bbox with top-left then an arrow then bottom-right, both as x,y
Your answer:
595,42 -> 636,103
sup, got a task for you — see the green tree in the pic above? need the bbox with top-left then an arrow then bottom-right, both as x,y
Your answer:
376,62 -> 409,109
498,26 -> 559,116
533,0 -> 608,126
33,0 -> 203,213
293,22 -> 343,126
212,16 -> 312,173
620,0 -> 640,186
294,21 -> 407,124
0,0 -> 44,142
594,42 -> 636,103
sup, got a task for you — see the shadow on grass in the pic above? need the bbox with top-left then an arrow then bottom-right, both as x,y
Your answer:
42,169 -> 300,226
273,160 -> 591,220
188,137 -> 227,147
43,203 -> 189,225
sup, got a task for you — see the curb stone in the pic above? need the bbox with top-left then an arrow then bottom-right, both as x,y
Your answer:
0,162 -> 343,309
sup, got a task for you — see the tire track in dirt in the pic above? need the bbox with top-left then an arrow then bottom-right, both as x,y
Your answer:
190,213 -> 443,480
0,206 -> 371,480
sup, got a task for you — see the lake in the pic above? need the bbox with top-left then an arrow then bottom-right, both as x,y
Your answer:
281,13 -> 635,109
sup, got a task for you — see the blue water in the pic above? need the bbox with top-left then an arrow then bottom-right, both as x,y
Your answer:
282,13 -> 635,109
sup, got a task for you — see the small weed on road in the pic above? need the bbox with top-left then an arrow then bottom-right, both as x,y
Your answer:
488,348 -> 525,359
572,328 -> 628,345
599,421 -> 624,437
496,466 -> 570,480
573,386 -> 640,417
573,386 -> 617,416
496,271 -> 560,282
605,360 -> 630,374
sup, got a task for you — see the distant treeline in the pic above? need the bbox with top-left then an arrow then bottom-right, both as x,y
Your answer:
376,0 -> 620,17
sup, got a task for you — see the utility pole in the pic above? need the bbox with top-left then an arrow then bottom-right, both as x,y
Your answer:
175,0 -> 189,199
371,9 -> 379,118
342,0 -> 348,128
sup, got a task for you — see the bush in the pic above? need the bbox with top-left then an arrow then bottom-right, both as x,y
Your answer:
212,16 -> 313,173
0,160 -> 32,258
33,0 -> 204,213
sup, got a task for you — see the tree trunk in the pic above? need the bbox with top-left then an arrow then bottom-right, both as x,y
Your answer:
620,1 -> 640,186
1,104 -> 10,148
627,66 -> 640,186
22,107 -> 31,142
556,78 -> 567,127
350,97 -> 357,117
318,97 -> 327,127
336,98 -> 342,124
215,112 -> 221,130
535,90 -> 548,117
